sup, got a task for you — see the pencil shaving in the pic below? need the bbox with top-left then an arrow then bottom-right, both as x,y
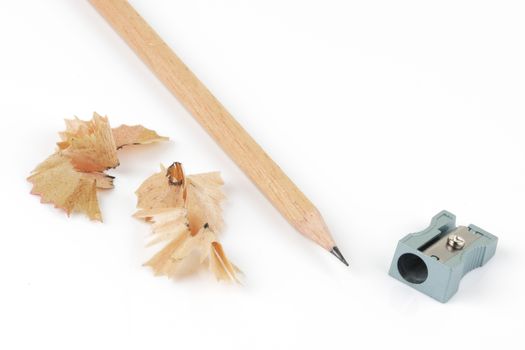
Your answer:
112,124 -> 169,149
135,162 -> 240,282
58,113 -> 119,172
28,153 -> 107,221
28,112 -> 168,221
210,241 -> 240,283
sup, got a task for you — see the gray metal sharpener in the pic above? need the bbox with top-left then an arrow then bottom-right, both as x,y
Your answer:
388,210 -> 498,302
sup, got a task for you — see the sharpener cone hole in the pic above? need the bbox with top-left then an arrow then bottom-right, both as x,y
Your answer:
397,253 -> 428,284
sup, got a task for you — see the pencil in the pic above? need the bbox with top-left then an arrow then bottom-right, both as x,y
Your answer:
89,0 -> 348,266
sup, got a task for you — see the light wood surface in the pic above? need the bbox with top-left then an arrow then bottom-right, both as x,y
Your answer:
89,0 -> 338,252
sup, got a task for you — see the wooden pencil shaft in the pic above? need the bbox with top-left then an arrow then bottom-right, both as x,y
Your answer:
89,0 -> 336,250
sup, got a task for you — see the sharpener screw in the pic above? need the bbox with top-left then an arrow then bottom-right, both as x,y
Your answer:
447,234 -> 465,250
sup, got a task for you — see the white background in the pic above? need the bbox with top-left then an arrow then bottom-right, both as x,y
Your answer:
1,1 -> 523,349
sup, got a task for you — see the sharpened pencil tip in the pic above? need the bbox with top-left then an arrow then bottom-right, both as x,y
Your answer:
330,246 -> 349,266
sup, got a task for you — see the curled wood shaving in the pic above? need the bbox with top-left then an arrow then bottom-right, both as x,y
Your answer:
210,241 -> 240,283
145,225 -> 216,277
135,162 -> 240,282
58,113 -> 119,172
133,208 -> 188,247
112,124 -> 169,149
28,112 -> 167,221
135,164 -> 186,210
28,153 -> 105,221
186,171 -> 225,234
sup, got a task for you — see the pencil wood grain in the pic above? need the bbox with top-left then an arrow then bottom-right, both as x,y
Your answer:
89,0 -> 338,252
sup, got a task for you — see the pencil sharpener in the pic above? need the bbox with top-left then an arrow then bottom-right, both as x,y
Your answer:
388,210 -> 498,302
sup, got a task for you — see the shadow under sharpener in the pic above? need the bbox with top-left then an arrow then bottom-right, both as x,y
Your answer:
388,210 -> 498,303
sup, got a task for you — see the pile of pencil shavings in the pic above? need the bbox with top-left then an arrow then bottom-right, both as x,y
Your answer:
135,162 -> 240,282
28,113 -> 240,283
28,112 -> 167,221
